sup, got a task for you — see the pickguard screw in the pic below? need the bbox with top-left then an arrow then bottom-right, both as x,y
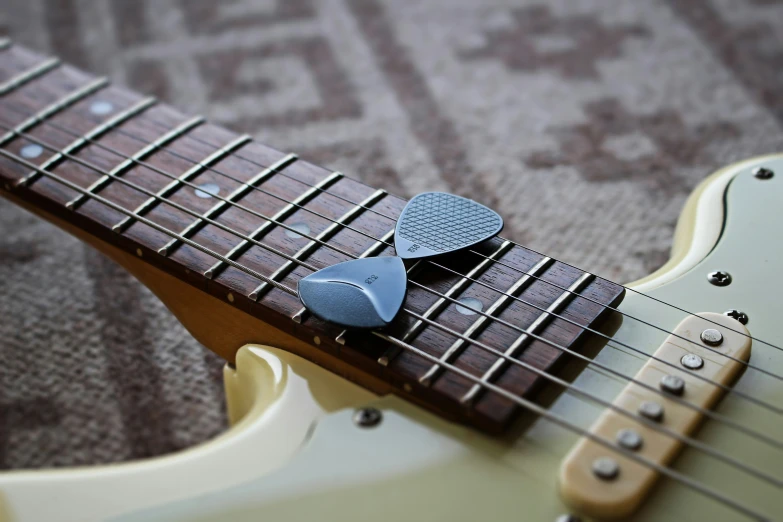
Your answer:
753,167 -> 774,180
353,407 -> 382,428
700,328 -> 724,346
724,309 -> 749,325
592,457 -> 619,481
707,271 -> 732,287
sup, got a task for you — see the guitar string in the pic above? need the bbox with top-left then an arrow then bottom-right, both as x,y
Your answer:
7,97 -> 777,384
0,118 -> 783,448
1,144 -> 781,490
1,63 -> 779,362
1,106 -> 780,416
116,105 -> 783,355
2,121 -> 780,450
373,332 -> 768,522
0,151 -> 771,522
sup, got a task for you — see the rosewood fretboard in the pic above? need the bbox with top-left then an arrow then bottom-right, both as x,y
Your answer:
0,41 -> 624,434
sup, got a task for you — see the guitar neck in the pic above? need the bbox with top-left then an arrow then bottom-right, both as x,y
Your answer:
0,41 -> 624,435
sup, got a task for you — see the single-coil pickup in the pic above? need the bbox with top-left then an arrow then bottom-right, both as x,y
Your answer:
559,312 -> 751,519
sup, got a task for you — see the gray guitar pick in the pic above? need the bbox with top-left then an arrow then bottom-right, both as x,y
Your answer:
298,256 -> 407,329
395,192 -> 504,260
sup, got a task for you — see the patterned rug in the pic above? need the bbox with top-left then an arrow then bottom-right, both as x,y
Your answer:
1,0 -> 781,469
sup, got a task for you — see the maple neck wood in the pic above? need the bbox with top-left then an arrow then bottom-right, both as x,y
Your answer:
0,42 -> 624,435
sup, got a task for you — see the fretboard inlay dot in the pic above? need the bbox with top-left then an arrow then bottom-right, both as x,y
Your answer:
285,222 -> 310,239
89,100 -> 114,115
194,182 -> 220,199
20,144 -> 43,158
456,297 -> 483,316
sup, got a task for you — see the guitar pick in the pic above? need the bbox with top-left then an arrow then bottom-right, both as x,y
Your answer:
395,192 -> 503,260
298,256 -> 407,329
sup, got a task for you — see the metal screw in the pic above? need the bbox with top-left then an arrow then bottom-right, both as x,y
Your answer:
616,428 -> 643,451
707,271 -> 732,286
681,353 -> 704,370
753,167 -> 774,180
353,407 -> 382,428
660,374 -> 685,396
638,401 -> 664,422
700,328 -> 724,346
592,457 -> 620,481
555,516 -> 582,522
724,309 -> 749,325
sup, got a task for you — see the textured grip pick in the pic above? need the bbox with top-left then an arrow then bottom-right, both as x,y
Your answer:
395,192 -> 503,259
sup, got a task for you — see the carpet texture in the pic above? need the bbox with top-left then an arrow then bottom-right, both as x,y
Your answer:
1,0 -> 782,469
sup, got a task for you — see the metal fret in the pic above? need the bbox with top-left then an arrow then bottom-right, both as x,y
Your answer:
112,134 -> 250,233
204,171 -> 344,280
460,272 -> 595,405
248,189 -> 387,301
418,256 -> 554,386
4,78 -> 108,171
0,38 -> 11,51
378,240 -> 514,367
18,97 -> 156,188
293,228 -> 395,325
66,115 -> 204,210
158,152 -> 298,256
0,57 -> 60,96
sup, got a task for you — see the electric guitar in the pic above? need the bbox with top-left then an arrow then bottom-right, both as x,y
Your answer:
0,40 -> 780,522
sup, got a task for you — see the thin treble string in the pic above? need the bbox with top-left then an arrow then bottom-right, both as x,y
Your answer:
2,121 -> 781,440
121,108 -> 783,356
2,104 -> 779,390
2,128 -> 780,455
0,153 -> 773,520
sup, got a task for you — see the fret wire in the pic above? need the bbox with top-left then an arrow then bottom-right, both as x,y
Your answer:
419,256 -> 555,387
158,153 -> 298,257
204,171 -> 343,280
373,331 -> 768,521
10,99 -> 773,386
247,188 -> 387,302
0,57 -> 60,96
461,272 -> 593,403
2,122 -> 778,443
298,228 -> 396,328
66,96 -> 781,358
17,97 -> 157,188
0,38 -> 11,51
111,133 -> 250,233
3,147 -> 780,494
3,77 -> 108,163
66,115 -> 205,210
379,240 -> 514,367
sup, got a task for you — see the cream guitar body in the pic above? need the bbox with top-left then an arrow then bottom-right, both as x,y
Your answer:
1,155 -> 781,522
